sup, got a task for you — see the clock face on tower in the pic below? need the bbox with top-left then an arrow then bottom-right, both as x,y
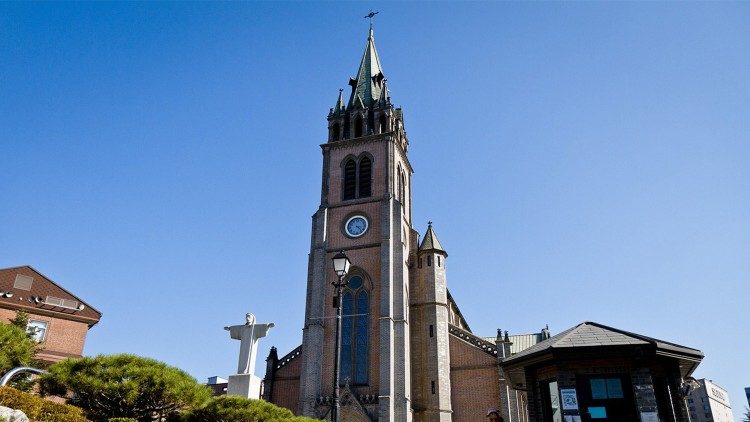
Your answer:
345,215 -> 368,238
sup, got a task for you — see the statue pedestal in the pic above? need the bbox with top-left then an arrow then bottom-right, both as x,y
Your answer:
227,373 -> 262,399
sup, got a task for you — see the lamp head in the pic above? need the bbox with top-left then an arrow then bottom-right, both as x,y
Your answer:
331,251 -> 351,278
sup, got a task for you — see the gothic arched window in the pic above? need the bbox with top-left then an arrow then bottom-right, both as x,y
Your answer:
343,159 -> 357,200
358,156 -> 371,198
354,115 -> 363,138
399,169 -> 406,207
340,275 -> 369,385
396,164 -> 402,203
341,155 -> 372,201
330,123 -> 340,141
379,114 -> 387,134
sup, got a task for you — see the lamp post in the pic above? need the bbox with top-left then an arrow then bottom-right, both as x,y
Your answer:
330,251 -> 351,422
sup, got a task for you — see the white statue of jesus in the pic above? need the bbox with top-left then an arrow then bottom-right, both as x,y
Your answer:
225,313 -> 274,376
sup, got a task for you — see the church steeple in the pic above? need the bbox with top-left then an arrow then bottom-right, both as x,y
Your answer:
348,27 -> 386,109
327,27 -> 405,146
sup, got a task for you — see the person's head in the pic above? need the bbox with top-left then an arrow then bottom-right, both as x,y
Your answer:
486,408 -> 504,422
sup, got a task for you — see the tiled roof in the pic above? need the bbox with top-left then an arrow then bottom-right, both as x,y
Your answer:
419,222 -> 445,253
0,265 -> 102,325
503,321 -> 702,364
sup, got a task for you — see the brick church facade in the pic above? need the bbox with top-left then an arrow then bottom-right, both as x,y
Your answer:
261,28 -> 543,422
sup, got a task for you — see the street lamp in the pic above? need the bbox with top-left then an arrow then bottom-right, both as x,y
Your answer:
330,251 -> 351,422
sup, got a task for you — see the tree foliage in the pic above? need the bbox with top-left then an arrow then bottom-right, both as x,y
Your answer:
742,406 -> 750,422
181,396 -> 320,422
39,354 -> 211,422
0,386 -> 88,422
0,320 -> 36,375
9,311 -> 30,333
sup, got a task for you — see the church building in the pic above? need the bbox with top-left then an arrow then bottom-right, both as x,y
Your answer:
261,27 -> 542,422
259,26 -> 706,422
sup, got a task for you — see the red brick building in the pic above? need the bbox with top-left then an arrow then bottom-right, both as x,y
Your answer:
263,29 -> 702,422
0,266 -> 101,365
261,27 -> 548,421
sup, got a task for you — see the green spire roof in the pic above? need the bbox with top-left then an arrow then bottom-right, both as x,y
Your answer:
348,27 -> 385,109
419,222 -> 446,255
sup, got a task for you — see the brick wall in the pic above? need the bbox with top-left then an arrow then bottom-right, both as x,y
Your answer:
0,307 -> 89,363
449,335 -> 501,422
271,351 -> 303,414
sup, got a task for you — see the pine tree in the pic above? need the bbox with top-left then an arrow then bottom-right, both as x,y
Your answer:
10,310 -> 29,334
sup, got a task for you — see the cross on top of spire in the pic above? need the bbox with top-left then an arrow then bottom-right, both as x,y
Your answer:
364,10 -> 379,28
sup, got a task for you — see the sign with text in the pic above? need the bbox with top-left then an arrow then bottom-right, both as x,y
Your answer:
561,388 -> 579,410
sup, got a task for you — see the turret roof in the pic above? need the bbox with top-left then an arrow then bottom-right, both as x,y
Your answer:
419,222 -> 446,254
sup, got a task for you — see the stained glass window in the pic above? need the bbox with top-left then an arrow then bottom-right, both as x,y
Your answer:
340,292 -> 354,384
355,291 -> 369,384
338,275 -> 369,385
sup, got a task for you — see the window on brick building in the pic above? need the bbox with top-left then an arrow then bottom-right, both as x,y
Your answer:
27,320 -> 48,342
343,159 -> 356,200
342,155 -> 372,200
340,275 -> 369,385
359,156 -> 371,198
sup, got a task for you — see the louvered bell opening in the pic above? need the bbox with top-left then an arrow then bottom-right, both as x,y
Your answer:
344,160 -> 357,200
359,157 -> 371,198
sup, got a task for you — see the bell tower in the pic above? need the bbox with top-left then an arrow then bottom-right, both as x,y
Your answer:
298,27 -> 416,421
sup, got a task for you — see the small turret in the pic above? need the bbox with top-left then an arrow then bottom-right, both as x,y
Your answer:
334,89 -> 345,114
419,222 -> 447,257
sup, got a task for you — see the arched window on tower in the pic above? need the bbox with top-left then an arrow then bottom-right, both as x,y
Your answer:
343,159 -> 356,200
379,114 -> 387,134
399,168 -> 406,211
396,164 -> 402,203
339,275 -> 369,385
359,156 -> 371,198
367,110 -> 375,135
330,123 -> 340,141
354,115 -> 363,138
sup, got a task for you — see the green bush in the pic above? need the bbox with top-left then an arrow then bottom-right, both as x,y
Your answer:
39,354 -> 211,421
182,396 -> 320,422
107,419 -> 138,422
0,386 -> 87,422
0,321 -> 37,376
38,400 -> 89,422
0,386 -> 42,418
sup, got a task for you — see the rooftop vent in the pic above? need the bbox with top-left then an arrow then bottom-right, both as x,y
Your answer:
13,275 -> 33,290
44,296 -> 79,311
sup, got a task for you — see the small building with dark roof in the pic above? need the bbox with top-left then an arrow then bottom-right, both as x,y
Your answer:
500,321 -> 703,422
0,265 -> 101,365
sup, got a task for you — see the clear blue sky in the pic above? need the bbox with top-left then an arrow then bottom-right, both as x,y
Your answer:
1,2 -> 748,417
